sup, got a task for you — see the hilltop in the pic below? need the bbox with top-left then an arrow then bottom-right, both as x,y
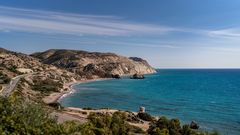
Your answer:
31,49 -> 156,78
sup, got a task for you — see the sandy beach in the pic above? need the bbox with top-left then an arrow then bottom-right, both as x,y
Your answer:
43,78 -> 111,104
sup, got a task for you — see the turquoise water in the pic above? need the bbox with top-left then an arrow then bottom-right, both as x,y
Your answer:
60,69 -> 240,135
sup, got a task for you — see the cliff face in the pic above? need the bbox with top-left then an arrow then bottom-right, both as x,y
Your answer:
31,49 -> 156,78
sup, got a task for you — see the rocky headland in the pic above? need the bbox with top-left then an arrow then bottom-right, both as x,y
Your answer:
31,49 -> 156,78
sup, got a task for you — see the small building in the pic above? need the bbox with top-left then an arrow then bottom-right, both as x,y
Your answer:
139,106 -> 145,113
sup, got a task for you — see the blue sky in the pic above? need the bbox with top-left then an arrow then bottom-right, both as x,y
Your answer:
0,0 -> 240,68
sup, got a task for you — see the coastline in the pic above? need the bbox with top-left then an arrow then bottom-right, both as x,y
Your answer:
46,77 -> 150,131
43,72 -> 156,105
42,78 -> 111,104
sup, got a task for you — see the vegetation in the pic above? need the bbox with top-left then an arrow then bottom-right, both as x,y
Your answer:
7,65 -> 22,74
0,71 -> 11,84
87,111 -> 145,134
137,112 -> 155,121
0,97 -> 144,135
0,97 -> 62,135
31,79 -> 63,94
147,116 -> 218,135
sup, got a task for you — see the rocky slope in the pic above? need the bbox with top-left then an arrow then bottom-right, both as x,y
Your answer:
31,49 -> 156,78
0,48 -> 80,101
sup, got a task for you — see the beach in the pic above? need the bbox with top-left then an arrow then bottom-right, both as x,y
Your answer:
42,78 -> 111,104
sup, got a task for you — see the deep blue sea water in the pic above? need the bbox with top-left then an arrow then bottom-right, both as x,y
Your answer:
60,69 -> 240,135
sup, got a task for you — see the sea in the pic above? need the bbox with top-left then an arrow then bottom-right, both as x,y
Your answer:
59,69 -> 240,135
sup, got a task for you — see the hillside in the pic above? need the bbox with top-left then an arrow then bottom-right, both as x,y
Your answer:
31,49 -> 156,78
0,48 -> 80,101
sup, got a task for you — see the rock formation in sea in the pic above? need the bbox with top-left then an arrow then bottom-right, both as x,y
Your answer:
130,73 -> 145,79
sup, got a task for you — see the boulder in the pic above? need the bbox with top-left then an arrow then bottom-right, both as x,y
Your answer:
130,73 -> 145,79
111,74 -> 121,79
83,64 -> 98,72
190,121 -> 199,129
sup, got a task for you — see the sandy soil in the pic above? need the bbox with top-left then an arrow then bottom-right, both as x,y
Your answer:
51,111 -> 88,124
58,107 -> 149,131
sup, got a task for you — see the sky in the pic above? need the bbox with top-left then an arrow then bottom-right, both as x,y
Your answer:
0,0 -> 240,68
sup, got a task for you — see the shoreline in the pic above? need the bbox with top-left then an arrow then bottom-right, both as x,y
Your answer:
46,77 -> 150,131
42,78 -> 111,104
43,72 -> 155,104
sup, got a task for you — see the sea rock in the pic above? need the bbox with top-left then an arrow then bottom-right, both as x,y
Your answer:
130,73 -> 145,79
111,74 -> 121,79
190,121 -> 199,129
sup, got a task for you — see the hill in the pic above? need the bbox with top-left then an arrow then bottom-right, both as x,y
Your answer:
31,49 -> 156,78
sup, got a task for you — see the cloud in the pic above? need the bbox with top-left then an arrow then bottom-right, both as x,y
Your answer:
100,41 -> 179,48
0,6 -> 179,36
200,46 -> 240,53
208,28 -> 240,38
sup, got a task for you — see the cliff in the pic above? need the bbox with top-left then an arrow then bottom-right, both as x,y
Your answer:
31,49 -> 156,78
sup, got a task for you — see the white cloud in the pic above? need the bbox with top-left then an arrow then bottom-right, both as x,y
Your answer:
0,6 -> 178,36
100,41 -> 179,48
208,28 -> 240,38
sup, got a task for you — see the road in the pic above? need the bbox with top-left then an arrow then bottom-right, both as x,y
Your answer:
0,74 -> 29,97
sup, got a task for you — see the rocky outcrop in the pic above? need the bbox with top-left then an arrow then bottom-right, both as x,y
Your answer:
130,73 -> 145,79
31,49 -> 156,78
190,121 -> 199,129
111,74 -> 121,79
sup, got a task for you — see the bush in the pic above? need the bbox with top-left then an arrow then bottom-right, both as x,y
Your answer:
0,97 -> 63,134
148,116 -> 219,135
83,107 -> 95,110
0,97 -> 146,135
32,79 -> 63,93
8,65 -> 18,73
48,102 -> 63,110
137,112 -> 154,121
0,71 -> 11,84
87,111 -> 145,135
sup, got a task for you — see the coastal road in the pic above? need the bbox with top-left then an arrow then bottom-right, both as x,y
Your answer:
0,73 -> 31,97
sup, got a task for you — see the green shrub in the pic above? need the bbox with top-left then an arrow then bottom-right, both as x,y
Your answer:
8,65 -> 18,73
32,79 -> 63,93
0,97 -> 63,134
87,111 -> 144,135
148,116 -> 219,135
0,97 -> 146,135
82,107 -> 95,110
137,112 -> 154,121
0,71 -> 11,84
